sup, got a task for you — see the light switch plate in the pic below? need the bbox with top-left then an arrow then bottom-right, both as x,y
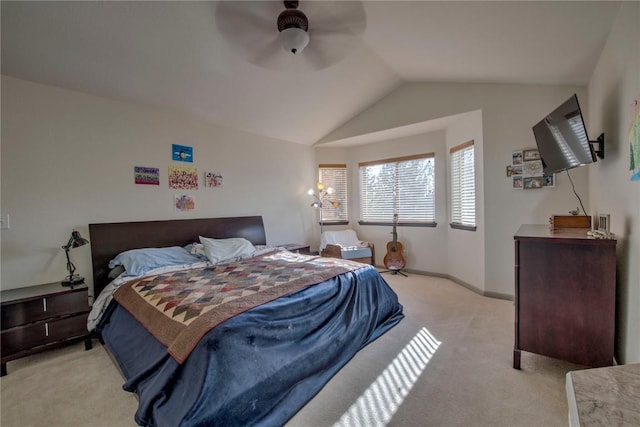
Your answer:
0,213 -> 10,230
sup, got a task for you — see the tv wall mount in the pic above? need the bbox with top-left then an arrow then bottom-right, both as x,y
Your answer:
590,133 -> 605,159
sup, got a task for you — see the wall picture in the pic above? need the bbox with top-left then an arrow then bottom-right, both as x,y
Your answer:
510,148 -> 553,190
543,174 -> 555,188
512,150 -> 523,165
204,171 -> 223,188
506,165 -> 522,177
512,175 -> 523,189
523,149 -> 541,161
134,166 -> 159,185
169,166 -> 198,190
523,176 -> 543,189
174,194 -> 195,212
172,144 -> 193,163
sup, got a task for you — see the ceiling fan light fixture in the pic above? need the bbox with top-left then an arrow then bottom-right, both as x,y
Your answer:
277,1 -> 310,55
278,27 -> 309,55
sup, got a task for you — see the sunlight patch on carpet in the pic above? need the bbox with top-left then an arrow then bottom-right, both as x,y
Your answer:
333,327 -> 441,427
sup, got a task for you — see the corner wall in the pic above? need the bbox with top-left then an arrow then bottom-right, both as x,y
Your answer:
315,131 -> 452,276
319,82 -> 588,297
587,0 -> 640,364
445,111 -> 486,294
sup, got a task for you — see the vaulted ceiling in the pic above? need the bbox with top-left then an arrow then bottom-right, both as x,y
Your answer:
1,1 -> 621,145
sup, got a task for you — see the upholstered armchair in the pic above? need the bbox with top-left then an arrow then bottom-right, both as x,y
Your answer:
320,230 -> 375,265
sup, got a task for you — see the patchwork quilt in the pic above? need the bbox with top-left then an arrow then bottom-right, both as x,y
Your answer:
113,250 -> 366,362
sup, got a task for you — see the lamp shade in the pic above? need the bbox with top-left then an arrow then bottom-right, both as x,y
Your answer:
69,230 -> 89,248
278,27 -> 309,54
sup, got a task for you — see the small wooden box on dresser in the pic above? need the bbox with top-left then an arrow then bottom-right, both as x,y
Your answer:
1,282 -> 92,376
513,225 -> 616,369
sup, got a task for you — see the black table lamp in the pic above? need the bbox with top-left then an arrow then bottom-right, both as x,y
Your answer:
61,230 -> 89,286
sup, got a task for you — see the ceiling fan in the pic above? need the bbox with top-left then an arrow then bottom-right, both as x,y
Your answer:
277,1 -> 310,55
215,1 -> 367,71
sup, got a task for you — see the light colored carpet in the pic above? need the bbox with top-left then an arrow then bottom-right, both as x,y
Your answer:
0,273 -> 583,426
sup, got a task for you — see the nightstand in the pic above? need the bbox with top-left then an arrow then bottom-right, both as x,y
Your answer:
280,244 -> 311,255
1,282 -> 92,376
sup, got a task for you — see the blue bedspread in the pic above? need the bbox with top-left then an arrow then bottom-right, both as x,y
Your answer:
98,265 -> 403,426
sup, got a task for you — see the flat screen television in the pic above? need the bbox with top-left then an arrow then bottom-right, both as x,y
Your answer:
532,94 -> 599,174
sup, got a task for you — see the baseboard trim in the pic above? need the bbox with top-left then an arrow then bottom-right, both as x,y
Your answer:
380,266 -> 514,302
483,290 -> 514,301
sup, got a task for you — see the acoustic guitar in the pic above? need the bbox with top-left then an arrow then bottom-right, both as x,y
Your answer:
383,214 -> 406,271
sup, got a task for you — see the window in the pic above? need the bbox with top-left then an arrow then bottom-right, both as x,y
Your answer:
318,164 -> 348,223
359,153 -> 435,225
450,141 -> 476,230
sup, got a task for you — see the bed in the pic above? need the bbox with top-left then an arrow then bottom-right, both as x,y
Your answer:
88,216 -> 404,427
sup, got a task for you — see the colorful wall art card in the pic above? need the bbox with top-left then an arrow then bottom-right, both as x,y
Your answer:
204,171 -> 223,188
172,144 -> 193,163
169,166 -> 198,189
134,166 -> 160,185
630,98 -> 640,181
174,194 -> 195,212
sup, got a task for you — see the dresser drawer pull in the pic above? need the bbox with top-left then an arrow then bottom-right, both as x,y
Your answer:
45,323 -> 49,336
43,297 -> 47,312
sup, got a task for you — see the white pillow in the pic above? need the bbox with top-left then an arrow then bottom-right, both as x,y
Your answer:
198,236 -> 255,264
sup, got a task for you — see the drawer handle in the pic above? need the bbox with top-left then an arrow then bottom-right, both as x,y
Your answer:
45,323 -> 49,337
42,297 -> 47,312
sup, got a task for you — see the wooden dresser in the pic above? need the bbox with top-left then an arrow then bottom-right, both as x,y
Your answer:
1,282 -> 92,376
513,225 -> 616,369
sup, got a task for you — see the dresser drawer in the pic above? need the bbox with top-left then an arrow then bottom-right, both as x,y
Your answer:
1,283 -> 93,376
1,312 -> 89,357
1,288 -> 89,329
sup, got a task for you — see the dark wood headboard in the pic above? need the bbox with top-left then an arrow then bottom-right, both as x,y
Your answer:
88,216 -> 266,299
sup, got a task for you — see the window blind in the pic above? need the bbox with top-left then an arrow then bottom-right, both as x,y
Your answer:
319,164 -> 348,222
359,154 -> 435,223
450,141 -> 476,227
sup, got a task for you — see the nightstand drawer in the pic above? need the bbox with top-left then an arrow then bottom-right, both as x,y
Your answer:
1,283 -> 93,376
1,288 -> 89,329
1,313 -> 89,357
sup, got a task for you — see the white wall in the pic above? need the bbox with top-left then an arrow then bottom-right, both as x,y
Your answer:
1,76 -> 317,295
315,110 -> 488,293
351,131 -> 449,273
320,83 -> 589,298
587,1 -> 639,364
445,110 -> 486,293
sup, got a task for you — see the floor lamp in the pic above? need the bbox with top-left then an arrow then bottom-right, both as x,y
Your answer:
308,182 -> 340,237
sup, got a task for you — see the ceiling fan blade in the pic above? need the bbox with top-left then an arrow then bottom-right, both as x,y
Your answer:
248,38 -> 284,69
301,44 -> 333,71
215,1 -> 278,52
300,30 -> 361,69
304,1 -> 366,37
